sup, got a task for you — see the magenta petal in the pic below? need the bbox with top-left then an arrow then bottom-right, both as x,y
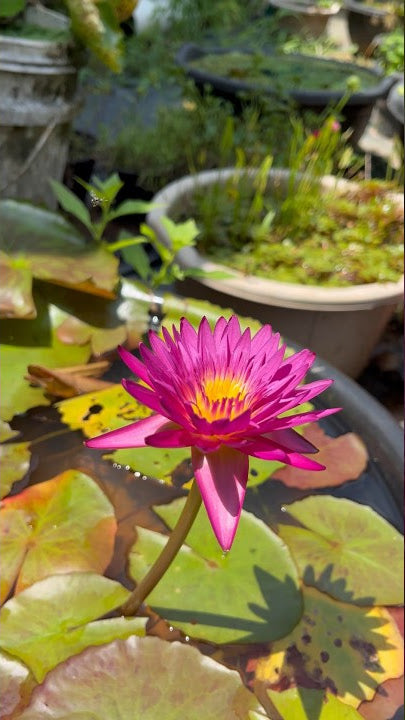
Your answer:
192,446 -> 248,551
117,346 -> 150,385
264,428 -> 318,454
85,414 -> 169,449
122,379 -> 165,415
264,407 -> 341,431
145,428 -> 195,448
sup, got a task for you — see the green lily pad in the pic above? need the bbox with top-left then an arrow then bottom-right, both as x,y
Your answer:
266,688 -> 363,719
0,296 -> 91,422
254,585 -> 404,707
0,441 -> 31,499
129,499 -> 302,644
0,470 -> 116,603
278,496 -> 404,606
0,573 -> 146,682
0,201 -> 120,319
0,252 -> 35,319
0,650 -> 35,719
17,636 -> 263,719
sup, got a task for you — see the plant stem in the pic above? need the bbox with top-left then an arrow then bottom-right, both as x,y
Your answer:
121,480 -> 202,616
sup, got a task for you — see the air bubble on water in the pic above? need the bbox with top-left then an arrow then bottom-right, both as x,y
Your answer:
221,551 -> 229,559
134,471 -> 141,478
141,475 -> 148,481
125,465 -> 130,471
158,478 -> 165,484
113,463 -> 117,468
169,626 -> 174,632
185,636 -> 190,642
117,464 -> 121,470
281,506 -> 287,512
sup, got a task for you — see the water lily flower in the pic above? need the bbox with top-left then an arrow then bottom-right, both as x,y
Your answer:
86,317 -> 339,550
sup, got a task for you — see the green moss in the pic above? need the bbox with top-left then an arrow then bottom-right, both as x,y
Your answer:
190,51 -> 380,92
185,180 -> 403,287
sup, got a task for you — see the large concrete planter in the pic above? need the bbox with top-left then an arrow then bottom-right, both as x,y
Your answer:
147,168 -> 403,378
266,0 -> 341,37
0,9 -> 78,208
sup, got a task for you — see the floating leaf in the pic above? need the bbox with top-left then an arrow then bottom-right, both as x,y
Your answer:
130,499 -> 302,644
0,573 -> 145,682
0,299 -> 91,421
18,636 -> 263,719
278,496 -> 404,605
0,442 -> 31,500
25,361 -> 113,399
106,446 -> 190,481
0,470 -> 116,603
266,688 -> 363,719
272,426 -> 368,489
254,586 -> 404,707
56,316 -> 127,356
0,650 -> 35,720
0,200 -> 119,319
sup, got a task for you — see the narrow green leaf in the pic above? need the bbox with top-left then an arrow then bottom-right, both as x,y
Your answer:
49,180 -> 92,234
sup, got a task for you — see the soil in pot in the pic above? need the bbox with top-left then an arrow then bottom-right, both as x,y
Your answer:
175,175 -> 404,288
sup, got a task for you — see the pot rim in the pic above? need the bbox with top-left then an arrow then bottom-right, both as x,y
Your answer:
267,0 -> 341,16
147,168 -> 404,312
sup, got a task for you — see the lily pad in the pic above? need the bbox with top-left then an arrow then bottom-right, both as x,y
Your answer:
0,442 -> 31,500
0,298 -> 91,422
254,585 -> 404,707
272,426 -> 368,489
17,636 -> 263,719
0,650 -> 35,720
266,688 -> 363,719
0,573 -> 146,682
0,252 -> 35,319
0,200 -> 119,317
129,499 -> 302,644
278,496 -> 404,605
0,470 -> 116,603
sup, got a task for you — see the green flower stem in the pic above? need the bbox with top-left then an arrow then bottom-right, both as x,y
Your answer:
121,480 -> 202,616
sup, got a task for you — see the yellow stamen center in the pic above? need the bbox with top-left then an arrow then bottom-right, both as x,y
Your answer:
192,374 -> 247,422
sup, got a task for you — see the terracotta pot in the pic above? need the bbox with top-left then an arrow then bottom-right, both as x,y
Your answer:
147,168 -> 403,378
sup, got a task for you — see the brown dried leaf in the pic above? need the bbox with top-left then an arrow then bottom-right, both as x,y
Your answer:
25,362 -> 113,399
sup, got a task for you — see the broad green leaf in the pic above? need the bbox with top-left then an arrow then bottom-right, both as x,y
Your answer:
272,425 -> 368,489
121,243 -> 151,282
0,470 -> 116,603
56,315 -> 127,355
0,200 -> 119,316
130,500 -> 302,644
0,442 -> 31,499
278,496 -> 404,606
0,650 -> 35,719
255,586 -> 404,707
266,688 -> 363,720
0,300 -> 91,421
0,0 -> 25,17
106,446 -> 189,481
18,636 -> 263,720
0,573 -> 145,682
49,180 -> 93,233
108,200 -> 154,220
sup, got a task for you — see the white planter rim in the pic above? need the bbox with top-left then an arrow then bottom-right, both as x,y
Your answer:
147,168 -> 404,313
268,0 -> 341,16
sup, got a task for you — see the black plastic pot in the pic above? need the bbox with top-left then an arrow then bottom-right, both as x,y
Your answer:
345,0 -> 398,54
176,44 -> 395,144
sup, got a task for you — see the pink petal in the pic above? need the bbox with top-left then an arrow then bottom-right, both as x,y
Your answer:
225,316 -> 242,351
262,407 -> 341,431
85,414 -> 169,449
117,346 -> 150,385
236,439 -> 325,470
145,427 -> 195,448
192,446 -> 248,551
122,379 -> 165,415
264,428 -> 319,454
